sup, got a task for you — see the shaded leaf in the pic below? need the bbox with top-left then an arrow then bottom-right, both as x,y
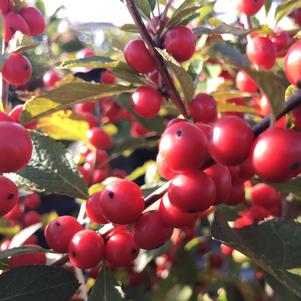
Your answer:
88,267 -> 125,301
275,0 -> 301,22
0,266 -> 79,301
217,102 -> 258,115
134,0 -> 153,20
120,23 -> 139,33
6,132 -> 88,199
6,32 -> 38,53
211,211 -> 301,298
156,48 -> 194,104
58,56 -> 117,70
267,177 -> 301,195
20,82 -> 133,123
111,62 -> 147,85
193,24 -> 250,37
37,110 -> 89,141
264,0 -> 273,16
10,223 -> 42,248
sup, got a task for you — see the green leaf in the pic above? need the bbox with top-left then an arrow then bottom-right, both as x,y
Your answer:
0,266 -> 79,301
88,267 -> 125,301
275,0 -> 301,22
134,0 -> 153,20
217,103 -> 257,115
211,211 -> 301,298
120,23 -> 139,33
264,0 -> 272,15
6,32 -> 38,53
57,56 -> 116,69
111,62 -> 147,85
167,0 -> 203,28
193,24 -> 250,37
115,94 -> 165,133
6,132 -> 89,199
267,177 -> 301,195
156,48 -> 194,104
37,110 -> 89,141
20,82 -> 133,123
0,246 -> 48,261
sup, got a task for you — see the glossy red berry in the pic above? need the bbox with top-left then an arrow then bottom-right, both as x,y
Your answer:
23,193 -> 41,209
163,26 -> 195,62
237,0 -> 264,15
189,93 -> 217,123
3,12 -> 30,42
76,48 -> 94,58
130,121 -> 150,138
209,116 -> 254,166
68,230 -> 105,269
99,179 -> 144,224
45,216 -> 83,253
250,183 -> 281,209
204,164 -> 232,205
133,210 -> 173,250
225,180 -> 245,206
156,153 -> 177,180
270,30 -> 291,55
0,121 -> 32,172
10,244 -> 46,268
220,244 -> 233,256
159,122 -> 208,171
159,194 -> 198,228
105,232 -> 140,268
285,40 -> 301,86
246,36 -> 277,70
0,111 -> 12,122
239,157 -> 255,180
0,176 -> 18,217
20,6 -> 45,36
168,170 -> 216,212
235,70 -> 257,93
23,211 -> 41,227
101,70 -> 116,84
43,70 -> 61,89
131,86 -> 163,119
2,53 -> 32,85
86,191 -> 108,224
85,149 -> 108,167
124,40 -> 156,73
252,128 -> 301,182
0,0 -> 13,14
86,127 -> 112,149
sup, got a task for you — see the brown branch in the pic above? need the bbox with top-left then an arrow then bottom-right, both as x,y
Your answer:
1,40 -> 8,110
125,0 -> 188,118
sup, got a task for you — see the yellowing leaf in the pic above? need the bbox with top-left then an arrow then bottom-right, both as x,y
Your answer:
37,110 -> 89,141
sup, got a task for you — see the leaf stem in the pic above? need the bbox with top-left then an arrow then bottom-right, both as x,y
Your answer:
125,0 -> 188,118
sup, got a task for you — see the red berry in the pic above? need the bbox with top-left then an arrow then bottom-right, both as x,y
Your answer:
20,6 -> 45,36
246,36 -> 277,70
220,244 -> 233,256
23,211 -> 41,227
92,168 -> 108,184
168,170 -> 216,212
159,122 -> 208,171
86,149 -> 108,167
3,12 -> 30,42
252,128 -> 301,182
237,0 -> 264,16
0,176 -> 18,217
270,30 -> 291,55
0,0 -> 13,14
101,70 -> 116,84
68,230 -> 105,269
9,104 -> 37,129
86,191 -> 108,224
105,232 -> 140,268
0,121 -> 32,172
209,116 -> 254,166
285,40 -> 301,86
235,70 -> 257,93
156,153 -> 177,180
292,105 -> 301,130
209,253 -> 223,269
0,111 -> 12,122
10,244 -> 46,268
189,93 -> 217,123
23,193 -> 41,209
74,102 -> 96,114
204,164 -> 232,205
225,180 -> 245,206
99,179 -> 144,224
124,40 -> 156,73
5,202 -> 23,221
130,121 -> 150,138
111,169 -> 127,178
86,127 -> 112,149
43,70 -> 61,89
131,86 -> 163,119
239,157 -> 255,180
76,48 -> 94,58
133,210 -> 173,250
291,8 -> 301,25
240,205 -> 269,222
159,194 -> 198,228
2,53 -> 32,85
163,26 -> 195,62
250,183 -> 281,209
45,216 -> 83,253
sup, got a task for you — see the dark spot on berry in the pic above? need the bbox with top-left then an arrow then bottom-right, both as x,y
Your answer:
55,221 -> 60,227
108,191 -> 114,199
131,248 -> 137,255
9,27 -> 15,34
291,162 -> 301,171
72,251 -> 76,257
24,64 -> 29,71
7,193 -> 14,201
188,208 -> 199,213
176,130 -> 182,137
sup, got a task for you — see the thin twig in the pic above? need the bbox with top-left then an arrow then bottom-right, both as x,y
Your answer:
1,40 -> 8,110
125,0 -> 188,118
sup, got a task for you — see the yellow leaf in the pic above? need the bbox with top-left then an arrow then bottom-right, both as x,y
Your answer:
37,110 -> 89,141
